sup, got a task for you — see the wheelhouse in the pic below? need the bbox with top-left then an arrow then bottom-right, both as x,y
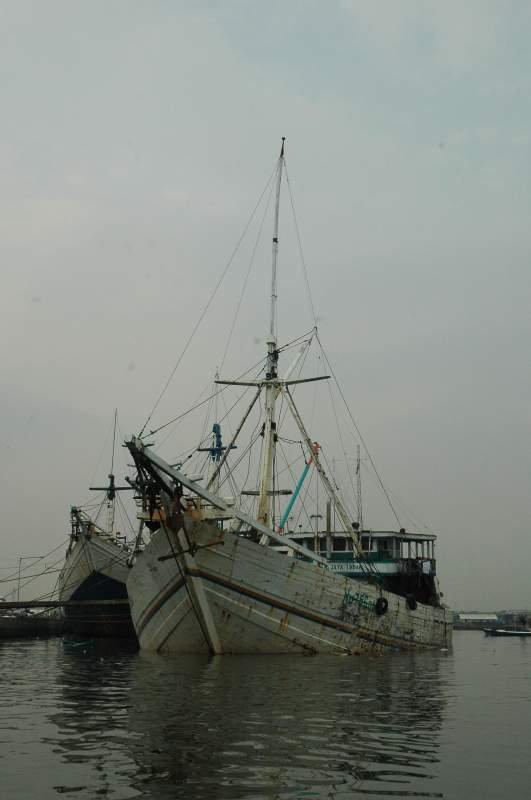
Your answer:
272,528 -> 440,607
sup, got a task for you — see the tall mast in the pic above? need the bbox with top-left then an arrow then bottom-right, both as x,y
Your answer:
107,408 -> 118,535
211,371 -> 221,494
257,138 -> 285,528
356,444 -> 363,533
269,137 -> 285,344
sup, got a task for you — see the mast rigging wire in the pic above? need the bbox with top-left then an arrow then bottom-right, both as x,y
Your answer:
219,167 -> 277,373
277,441 -> 314,531
0,568 -> 62,584
157,377 -> 215,450
217,429 -> 263,493
89,415 -> 115,488
151,329 -> 316,464
284,162 -> 318,330
116,492 -> 137,537
143,356 -> 267,439
281,166 -> 398,539
0,542 -> 68,585
326,378 -> 358,510
139,165 -> 278,438
197,377 -> 217,454
316,333 -> 402,529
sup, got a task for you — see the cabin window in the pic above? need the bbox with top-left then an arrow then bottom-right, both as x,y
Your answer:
333,537 -> 346,551
361,536 -> 370,551
378,539 -> 392,558
306,539 -> 315,552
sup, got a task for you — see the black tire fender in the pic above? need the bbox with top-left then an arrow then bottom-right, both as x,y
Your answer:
406,594 -> 417,611
375,596 -> 388,616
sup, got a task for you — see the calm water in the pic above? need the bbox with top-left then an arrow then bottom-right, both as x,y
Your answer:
1,631 -> 530,799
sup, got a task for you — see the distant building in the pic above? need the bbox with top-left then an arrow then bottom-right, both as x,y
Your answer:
454,612 -> 499,629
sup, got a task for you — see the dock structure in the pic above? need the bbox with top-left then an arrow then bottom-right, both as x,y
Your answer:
0,615 -> 64,638
0,600 -> 130,639
0,600 -> 129,609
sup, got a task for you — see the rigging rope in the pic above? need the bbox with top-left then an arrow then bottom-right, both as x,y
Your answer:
217,429 -> 263,492
144,355 -> 267,439
0,568 -> 62,584
146,329 -> 315,447
157,377 -> 215,450
277,441 -> 313,531
239,410 -> 262,494
197,378 -> 217,455
116,492 -> 137,538
219,168 -> 276,373
89,415 -> 115,489
0,541 -> 68,585
284,162 -> 318,329
139,165 -> 277,438
326,378 -> 357,511
316,333 -> 402,529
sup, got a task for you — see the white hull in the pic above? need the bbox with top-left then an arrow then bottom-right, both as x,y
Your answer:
58,535 -> 130,602
127,520 -> 452,655
58,535 -> 134,638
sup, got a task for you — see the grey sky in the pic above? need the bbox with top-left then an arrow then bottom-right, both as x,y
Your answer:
1,1 -> 531,609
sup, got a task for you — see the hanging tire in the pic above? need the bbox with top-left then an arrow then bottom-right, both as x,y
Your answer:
406,594 -> 417,611
375,596 -> 388,616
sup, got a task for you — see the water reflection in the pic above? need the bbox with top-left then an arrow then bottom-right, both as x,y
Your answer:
45,640 -> 139,798
124,650 -> 449,799
2,639 -> 450,799
6,634 -> 531,799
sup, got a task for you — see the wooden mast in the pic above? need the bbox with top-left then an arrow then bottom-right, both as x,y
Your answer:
257,138 -> 285,528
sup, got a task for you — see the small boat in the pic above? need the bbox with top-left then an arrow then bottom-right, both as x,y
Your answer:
484,628 -> 531,637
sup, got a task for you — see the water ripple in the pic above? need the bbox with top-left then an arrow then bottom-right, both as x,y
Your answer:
1,633 -> 531,798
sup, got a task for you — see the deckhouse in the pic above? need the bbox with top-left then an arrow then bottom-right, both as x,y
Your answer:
273,527 -> 440,607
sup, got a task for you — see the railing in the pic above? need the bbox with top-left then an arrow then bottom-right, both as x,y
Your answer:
399,558 -> 435,575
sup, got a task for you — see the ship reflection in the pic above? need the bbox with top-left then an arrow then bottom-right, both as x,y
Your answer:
47,643 -> 449,798
44,640 -> 139,798
124,649 -> 450,799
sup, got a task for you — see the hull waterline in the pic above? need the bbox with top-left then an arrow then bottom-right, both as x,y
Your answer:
127,520 -> 452,655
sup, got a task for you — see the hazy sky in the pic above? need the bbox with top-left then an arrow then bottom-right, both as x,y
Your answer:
1,1 -> 531,610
